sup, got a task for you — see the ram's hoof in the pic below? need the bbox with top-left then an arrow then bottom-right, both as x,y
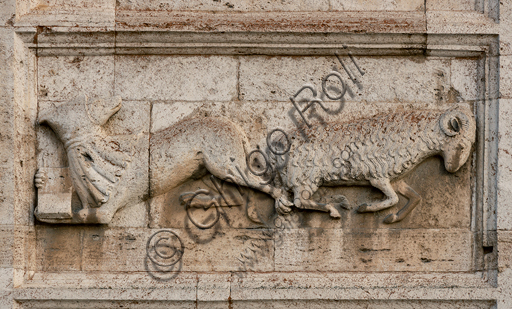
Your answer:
383,213 -> 398,224
275,197 -> 293,215
328,206 -> 341,218
356,203 -> 369,213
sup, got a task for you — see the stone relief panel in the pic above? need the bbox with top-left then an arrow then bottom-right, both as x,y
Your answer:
33,54 -> 483,276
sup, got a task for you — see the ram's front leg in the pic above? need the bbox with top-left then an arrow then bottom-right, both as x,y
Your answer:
356,178 -> 399,213
383,180 -> 421,224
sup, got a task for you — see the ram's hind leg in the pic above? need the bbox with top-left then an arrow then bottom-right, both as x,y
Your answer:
356,178 -> 399,213
383,180 -> 421,224
293,184 -> 342,218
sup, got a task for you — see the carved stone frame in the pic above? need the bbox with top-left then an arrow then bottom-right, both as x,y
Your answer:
11,10 -> 500,305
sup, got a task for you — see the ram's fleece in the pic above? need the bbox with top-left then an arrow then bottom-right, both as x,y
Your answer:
274,107 -> 476,223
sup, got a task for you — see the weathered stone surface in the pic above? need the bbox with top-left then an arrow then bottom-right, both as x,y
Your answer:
38,56 -> 115,102
114,56 -> 238,101
35,226 -> 82,272
0,226 -> 13,268
117,0 -> 329,12
426,0 -> 476,11
332,0 -> 424,11
275,228 -> 473,272
498,99 -> 512,230
0,0 -> 508,307
239,56 -> 456,104
500,56 -> 512,99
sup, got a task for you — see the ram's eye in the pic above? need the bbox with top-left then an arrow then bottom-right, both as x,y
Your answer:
449,117 -> 461,133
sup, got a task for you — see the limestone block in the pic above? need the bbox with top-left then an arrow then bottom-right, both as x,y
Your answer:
0,168 -> 15,225
0,29 -> 15,226
17,300 -> 196,308
38,56 -> 115,102
30,0 -> 115,11
239,56 -> 456,104
426,11 -> 498,34
74,227 -> 273,272
426,0 -> 476,11
109,201 -> 148,227
197,273 -> 231,302
114,55 -> 238,101
228,300 -> 495,308
0,0 -> 14,26
102,100 -> 151,135
35,226 -> 82,272
231,272 -> 494,301
500,0 -> 512,55
20,0 -> 116,27
497,99 -> 512,230
331,0 -> 424,11
0,268 -> 13,292
500,56 -> 512,99
12,226 -> 36,271
498,230 -> 512,271
0,226 -> 13,268
450,58 -> 480,102
274,229 -> 473,272
117,0 -> 329,12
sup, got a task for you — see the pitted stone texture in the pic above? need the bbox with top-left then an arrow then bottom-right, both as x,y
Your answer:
0,29 -> 15,225
30,0 -> 115,11
0,168 -> 14,225
223,300 -> 495,308
500,0 -> 512,55
102,100 -> 151,135
0,268 -> 13,309
497,99 -> 512,230
450,58 -> 481,102
148,176 -> 275,230
38,56 -> 114,102
274,229 -> 473,272
115,55 -> 238,101
0,226 -> 13,268
500,56 -> 512,99
17,300 -> 196,308
117,0 -> 329,12
35,226 -> 82,272
78,228 -> 273,272
426,0 -> 477,11
331,0 -> 424,11
109,201 -> 148,227
239,56 -> 458,104
0,0 -> 14,26
498,230 -> 512,271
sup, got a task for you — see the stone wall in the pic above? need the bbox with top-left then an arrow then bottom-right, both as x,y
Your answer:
0,0 -> 511,307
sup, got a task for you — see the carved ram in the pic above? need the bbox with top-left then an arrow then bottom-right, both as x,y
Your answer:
273,107 -> 476,223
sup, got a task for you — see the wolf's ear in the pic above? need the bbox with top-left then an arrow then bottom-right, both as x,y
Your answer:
86,96 -> 122,126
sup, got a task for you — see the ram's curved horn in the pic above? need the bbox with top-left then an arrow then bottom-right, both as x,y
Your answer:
439,108 -> 472,137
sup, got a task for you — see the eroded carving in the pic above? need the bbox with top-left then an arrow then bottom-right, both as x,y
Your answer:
35,95 -> 291,224
35,95 -> 475,225
273,108 -> 476,223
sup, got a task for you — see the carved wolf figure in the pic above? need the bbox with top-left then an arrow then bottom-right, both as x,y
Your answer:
272,107 -> 476,223
35,95 -> 292,224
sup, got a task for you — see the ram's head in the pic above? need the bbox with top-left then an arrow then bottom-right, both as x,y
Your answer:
439,107 -> 476,173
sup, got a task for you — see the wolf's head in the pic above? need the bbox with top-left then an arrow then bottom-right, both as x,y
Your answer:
38,95 -> 122,144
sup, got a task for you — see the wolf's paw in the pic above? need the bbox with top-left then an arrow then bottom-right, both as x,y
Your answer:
77,208 -> 114,224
